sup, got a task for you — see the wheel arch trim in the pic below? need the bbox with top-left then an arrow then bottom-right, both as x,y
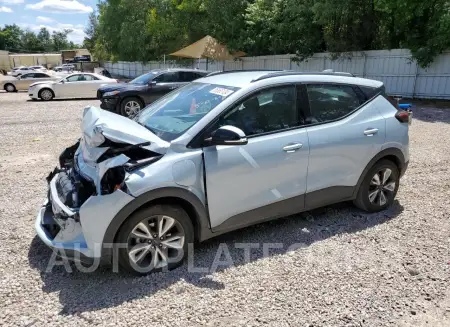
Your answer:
353,147 -> 406,198
101,187 -> 210,256
121,95 -> 145,106
38,87 -> 55,98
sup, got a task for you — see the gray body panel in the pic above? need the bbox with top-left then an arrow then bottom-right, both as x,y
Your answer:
204,128 -> 309,228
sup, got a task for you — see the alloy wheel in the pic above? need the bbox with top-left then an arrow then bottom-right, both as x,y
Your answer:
368,168 -> 396,206
40,89 -> 53,100
5,84 -> 15,92
124,101 -> 142,118
127,215 -> 185,271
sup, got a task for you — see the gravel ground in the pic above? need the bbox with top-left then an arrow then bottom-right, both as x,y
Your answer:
0,92 -> 449,327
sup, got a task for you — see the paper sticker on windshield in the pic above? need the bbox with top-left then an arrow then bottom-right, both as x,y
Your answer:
209,87 -> 235,97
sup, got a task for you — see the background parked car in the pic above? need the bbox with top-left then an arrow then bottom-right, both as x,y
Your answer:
11,67 -> 37,77
2,72 -> 59,92
54,64 -> 76,72
11,66 -> 27,72
28,72 -> 118,101
28,65 -> 48,73
71,55 -> 91,62
97,68 -> 208,117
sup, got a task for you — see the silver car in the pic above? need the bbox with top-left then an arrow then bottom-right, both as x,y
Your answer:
2,72 -> 58,92
35,70 -> 411,274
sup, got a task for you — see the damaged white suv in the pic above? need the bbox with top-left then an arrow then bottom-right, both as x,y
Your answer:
36,71 -> 410,274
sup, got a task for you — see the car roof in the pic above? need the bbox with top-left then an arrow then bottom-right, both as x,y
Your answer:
64,72 -> 108,79
197,71 -> 277,87
196,70 -> 383,89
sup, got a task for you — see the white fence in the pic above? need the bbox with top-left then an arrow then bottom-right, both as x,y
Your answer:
104,49 -> 450,99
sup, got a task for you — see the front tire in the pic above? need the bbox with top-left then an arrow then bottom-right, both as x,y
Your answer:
116,204 -> 194,275
4,83 -> 16,92
39,88 -> 54,101
353,159 -> 399,212
120,97 -> 144,118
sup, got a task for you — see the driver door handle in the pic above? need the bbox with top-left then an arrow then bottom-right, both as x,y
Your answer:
283,143 -> 303,153
364,128 -> 379,136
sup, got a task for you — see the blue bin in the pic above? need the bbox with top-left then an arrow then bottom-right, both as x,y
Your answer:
398,103 -> 412,110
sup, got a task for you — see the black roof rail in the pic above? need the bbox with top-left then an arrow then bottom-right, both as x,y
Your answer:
251,70 -> 356,82
206,69 -> 287,77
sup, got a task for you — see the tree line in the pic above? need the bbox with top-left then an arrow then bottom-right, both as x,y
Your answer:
80,0 -> 450,67
0,25 -> 81,53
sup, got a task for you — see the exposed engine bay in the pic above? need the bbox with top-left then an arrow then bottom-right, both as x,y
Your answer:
52,138 -> 162,215
47,106 -> 168,223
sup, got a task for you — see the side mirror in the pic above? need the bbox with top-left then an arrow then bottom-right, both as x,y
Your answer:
206,125 -> 248,146
149,81 -> 157,86
60,80 -> 65,84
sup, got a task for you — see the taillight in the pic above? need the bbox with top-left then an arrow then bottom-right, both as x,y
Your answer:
395,110 -> 411,123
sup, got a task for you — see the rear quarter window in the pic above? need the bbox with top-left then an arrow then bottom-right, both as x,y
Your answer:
306,84 -> 361,122
359,86 -> 381,99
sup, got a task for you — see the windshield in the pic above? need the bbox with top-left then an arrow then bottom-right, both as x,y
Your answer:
129,71 -> 160,85
137,82 -> 240,142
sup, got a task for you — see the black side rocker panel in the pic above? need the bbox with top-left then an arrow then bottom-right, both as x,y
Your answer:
352,147 -> 406,198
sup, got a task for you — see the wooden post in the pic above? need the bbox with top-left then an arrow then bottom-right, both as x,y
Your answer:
362,54 -> 367,78
412,60 -> 419,99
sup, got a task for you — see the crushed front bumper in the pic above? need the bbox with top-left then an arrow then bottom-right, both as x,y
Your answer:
35,171 -> 135,262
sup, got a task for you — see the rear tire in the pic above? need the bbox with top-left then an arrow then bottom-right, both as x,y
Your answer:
4,83 -> 16,92
353,159 -> 399,212
116,204 -> 194,275
120,97 -> 144,118
39,88 -> 54,101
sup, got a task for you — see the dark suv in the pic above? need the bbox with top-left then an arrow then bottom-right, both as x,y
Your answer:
97,68 -> 208,117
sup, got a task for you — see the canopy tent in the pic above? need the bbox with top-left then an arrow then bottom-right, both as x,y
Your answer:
170,35 -> 245,69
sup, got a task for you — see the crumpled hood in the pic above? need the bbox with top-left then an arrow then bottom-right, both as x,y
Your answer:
81,106 -> 169,154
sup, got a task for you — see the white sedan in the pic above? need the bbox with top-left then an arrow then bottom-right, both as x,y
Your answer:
54,64 -> 76,72
11,67 -> 37,77
2,72 -> 59,92
28,73 -> 118,101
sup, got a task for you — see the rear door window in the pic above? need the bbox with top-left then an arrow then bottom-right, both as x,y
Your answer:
155,72 -> 180,83
21,73 -> 35,79
306,84 -> 361,123
180,72 -> 202,82
34,73 -> 49,78
83,74 -> 99,81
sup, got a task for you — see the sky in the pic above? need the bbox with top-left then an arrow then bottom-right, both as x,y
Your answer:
0,0 -> 96,45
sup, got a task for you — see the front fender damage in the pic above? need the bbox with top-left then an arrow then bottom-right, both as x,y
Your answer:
95,154 -> 130,194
